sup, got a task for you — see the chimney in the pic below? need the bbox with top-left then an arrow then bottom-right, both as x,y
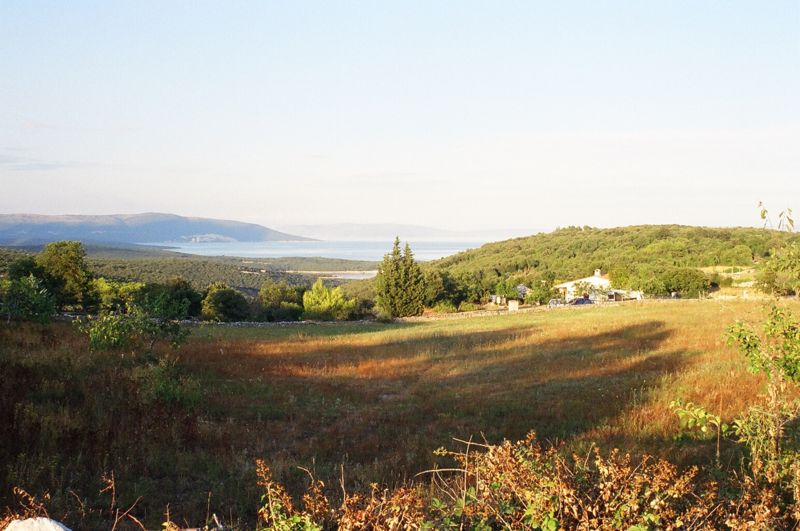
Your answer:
594,269 -> 601,277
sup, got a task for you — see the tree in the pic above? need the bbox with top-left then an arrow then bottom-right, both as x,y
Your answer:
92,278 -> 145,312
524,273 -> 556,305
423,270 -> 447,307
35,240 -> 93,309
0,275 -> 57,324
662,267 -> 710,298
7,256 -> 45,281
163,277 -> 203,317
374,238 -> 426,318
132,278 -> 202,319
259,279 -> 303,306
201,283 -> 250,322
494,278 -> 519,300
302,278 -> 356,321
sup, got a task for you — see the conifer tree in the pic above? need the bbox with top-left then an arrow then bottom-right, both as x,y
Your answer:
375,237 -> 426,318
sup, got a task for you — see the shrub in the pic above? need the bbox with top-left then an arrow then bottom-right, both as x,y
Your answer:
662,267 -> 710,297
758,241 -> 800,295
135,356 -> 202,409
274,301 -> 304,322
76,291 -> 189,354
708,272 -> 734,289
302,279 -> 356,321
92,277 -> 145,312
524,277 -> 556,305
248,432 -> 782,529
258,280 -> 304,321
431,300 -> 457,314
76,311 -> 139,352
161,277 -> 203,317
0,275 -> 57,324
201,284 -> 250,322
458,301 -> 480,312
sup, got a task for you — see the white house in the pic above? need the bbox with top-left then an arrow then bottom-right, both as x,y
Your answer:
555,269 -> 611,302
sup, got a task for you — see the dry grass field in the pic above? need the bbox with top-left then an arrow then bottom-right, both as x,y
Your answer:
3,298 -> 798,525
188,300 -> 786,471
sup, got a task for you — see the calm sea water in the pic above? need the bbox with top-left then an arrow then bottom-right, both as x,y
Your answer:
160,240 -> 484,262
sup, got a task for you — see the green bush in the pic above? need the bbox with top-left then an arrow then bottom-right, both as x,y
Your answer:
431,300 -> 457,314
257,280 -> 305,321
92,277 -> 145,312
302,279 -> 356,321
758,241 -> 800,295
708,272 -> 734,288
76,294 -> 189,354
274,301 -> 304,321
523,277 -> 556,305
201,283 -> 251,322
135,356 -> 202,409
662,267 -> 710,297
76,311 -> 138,352
0,275 -> 57,324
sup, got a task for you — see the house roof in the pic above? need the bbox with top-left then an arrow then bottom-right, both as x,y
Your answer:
554,274 -> 611,289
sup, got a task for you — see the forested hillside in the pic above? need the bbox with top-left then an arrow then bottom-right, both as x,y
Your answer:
0,247 -> 376,293
432,225 -> 795,281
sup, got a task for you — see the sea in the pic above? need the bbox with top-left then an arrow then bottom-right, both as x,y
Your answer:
159,240 -> 485,263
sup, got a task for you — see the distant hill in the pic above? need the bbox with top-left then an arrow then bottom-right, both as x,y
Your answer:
279,223 -> 537,242
430,225 -> 798,282
0,213 -> 314,246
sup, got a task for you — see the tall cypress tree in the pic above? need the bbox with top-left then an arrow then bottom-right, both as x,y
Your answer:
375,237 -> 425,318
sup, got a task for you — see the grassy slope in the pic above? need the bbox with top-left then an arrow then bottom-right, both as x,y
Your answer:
4,299 -> 798,525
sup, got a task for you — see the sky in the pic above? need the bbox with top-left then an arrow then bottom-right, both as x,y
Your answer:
1,1 -> 798,234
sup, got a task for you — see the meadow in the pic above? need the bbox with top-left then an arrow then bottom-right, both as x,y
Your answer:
2,298 -> 796,527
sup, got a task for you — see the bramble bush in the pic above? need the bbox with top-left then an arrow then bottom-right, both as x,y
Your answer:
221,431 -> 798,530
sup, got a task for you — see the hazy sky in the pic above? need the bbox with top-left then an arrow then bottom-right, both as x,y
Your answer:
1,1 -> 798,232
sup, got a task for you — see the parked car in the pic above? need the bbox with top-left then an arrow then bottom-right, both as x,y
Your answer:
548,298 -> 565,308
570,297 -> 594,305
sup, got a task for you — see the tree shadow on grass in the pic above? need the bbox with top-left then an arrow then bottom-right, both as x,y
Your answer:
191,319 -> 697,491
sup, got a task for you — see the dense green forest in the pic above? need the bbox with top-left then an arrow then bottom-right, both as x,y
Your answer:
0,247 -> 376,293
339,225 -> 800,306
431,225 -> 795,281
90,258 -> 307,292
3,225 -> 796,320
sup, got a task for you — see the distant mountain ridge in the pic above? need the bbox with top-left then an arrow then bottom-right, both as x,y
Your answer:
0,213 -> 313,245
279,223 -> 538,242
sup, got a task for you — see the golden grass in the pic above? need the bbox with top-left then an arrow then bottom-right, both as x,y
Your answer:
180,299 -> 799,485
5,298 -> 798,525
